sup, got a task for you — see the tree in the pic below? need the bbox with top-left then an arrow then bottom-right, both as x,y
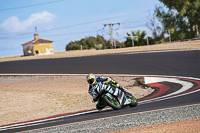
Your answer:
65,41 -> 81,50
146,13 -> 165,44
156,0 -> 200,38
65,36 -> 108,51
155,6 -> 191,41
134,30 -> 147,46
124,30 -> 148,47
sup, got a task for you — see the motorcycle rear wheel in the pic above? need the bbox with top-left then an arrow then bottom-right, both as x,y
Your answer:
102,95 -> 121,110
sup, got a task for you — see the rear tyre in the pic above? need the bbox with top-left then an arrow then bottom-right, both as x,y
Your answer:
102,95 -> 121,110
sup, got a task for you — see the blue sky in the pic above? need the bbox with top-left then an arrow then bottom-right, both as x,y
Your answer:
0,0 -> 163,57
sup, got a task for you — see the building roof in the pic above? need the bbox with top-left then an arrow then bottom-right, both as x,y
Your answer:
22,38 -> 53,46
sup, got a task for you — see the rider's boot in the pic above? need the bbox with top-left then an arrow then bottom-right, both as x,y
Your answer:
96,100 -> 106,111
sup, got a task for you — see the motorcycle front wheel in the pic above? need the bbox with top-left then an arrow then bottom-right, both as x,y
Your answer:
128,95 -> 138,107
102,95 -> 121,110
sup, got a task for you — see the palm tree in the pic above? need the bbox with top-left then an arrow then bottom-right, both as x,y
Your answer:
132,30 -> 147,46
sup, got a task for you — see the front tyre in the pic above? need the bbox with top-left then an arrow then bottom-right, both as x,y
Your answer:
128,95 -> 138,107
102,95 -> 121,110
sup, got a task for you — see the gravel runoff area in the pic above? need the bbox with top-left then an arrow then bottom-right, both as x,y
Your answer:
0,76 -> 152,126
29,104 -> 200,133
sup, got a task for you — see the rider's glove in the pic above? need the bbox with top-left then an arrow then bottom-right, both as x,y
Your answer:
119,85 -> 130,94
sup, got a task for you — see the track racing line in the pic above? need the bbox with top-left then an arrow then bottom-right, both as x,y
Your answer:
0,74 -> 200,133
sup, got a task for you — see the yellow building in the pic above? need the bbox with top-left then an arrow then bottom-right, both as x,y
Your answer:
22,33 -> 54,56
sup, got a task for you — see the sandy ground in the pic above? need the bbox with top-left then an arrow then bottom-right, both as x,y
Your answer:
0,40 -> 200,131
0,76 -> 152,126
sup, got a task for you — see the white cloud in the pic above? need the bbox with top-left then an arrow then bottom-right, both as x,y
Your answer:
0,11 -> 57,33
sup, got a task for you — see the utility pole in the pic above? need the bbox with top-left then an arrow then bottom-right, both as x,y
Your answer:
131,35 -> 134,47
147,37 -> 149,45
127,32 -> 137,47
104,23 -> 120,49
169,30 -> 171,42
80,45 -> 82,50
110,24 -> 114,48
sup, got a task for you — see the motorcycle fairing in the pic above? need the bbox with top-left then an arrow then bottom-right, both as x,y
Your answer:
97,82 -> 132,106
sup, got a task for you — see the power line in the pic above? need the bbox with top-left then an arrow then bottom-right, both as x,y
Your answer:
43,30 -> 96,37
36,12 -> 139,32
0,9 -> 154,40
120,20 -> 144,24
0,22 -> 147,40
0,0 -> 69,12
0,12 -> 143,40
0,23 -> 147,41
121,23 -> 147,29
0,30 -> 96,41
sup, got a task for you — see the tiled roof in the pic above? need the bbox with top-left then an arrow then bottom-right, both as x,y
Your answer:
22,39 -> 53,46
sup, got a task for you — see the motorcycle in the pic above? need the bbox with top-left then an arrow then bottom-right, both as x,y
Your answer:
95,82 -> 137,110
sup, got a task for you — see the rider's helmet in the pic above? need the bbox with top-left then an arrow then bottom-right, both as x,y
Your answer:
86,73 -> 96,85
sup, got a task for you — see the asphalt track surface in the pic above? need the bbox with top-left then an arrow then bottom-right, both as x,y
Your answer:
0,50 -> 200,132
0,50 -> 200,78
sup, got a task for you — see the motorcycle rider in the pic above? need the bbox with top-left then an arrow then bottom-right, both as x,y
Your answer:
86,73 -> 130,110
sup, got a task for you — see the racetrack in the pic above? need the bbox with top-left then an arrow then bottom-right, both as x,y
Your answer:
0,49 -> 200,132
0,50 -> 200,78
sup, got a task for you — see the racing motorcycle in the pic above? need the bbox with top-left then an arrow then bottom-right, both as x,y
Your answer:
95,82 -> 137,110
